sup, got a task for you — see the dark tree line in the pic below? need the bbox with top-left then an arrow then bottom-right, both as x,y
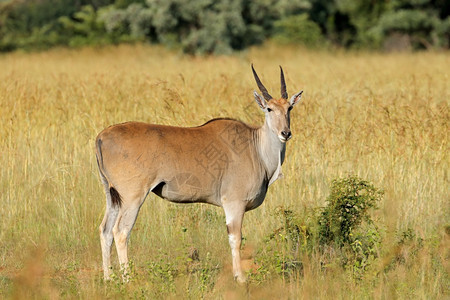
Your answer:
0,0 -> 448,53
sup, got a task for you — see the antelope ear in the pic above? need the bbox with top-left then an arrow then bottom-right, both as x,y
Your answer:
289,90 -> 303,107
254,91 -> 267,110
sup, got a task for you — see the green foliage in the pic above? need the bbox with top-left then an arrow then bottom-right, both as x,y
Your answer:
345,222 -> 381,278
57,5 -> 117,47
115,0 -> 145,9
308,0 -> 449,50
273,14 -> 324,47
145,248 -> 218,296
0,0 -> 448,53
255,176 -> 383,282
254,207 -> 311,279
317,176 -> 383,278
150,0 -> 247,54
147,254 -> 177,293
99,0 -> 309,54
318,176 -> 383,246
374,8 -> 448,49
335,0 -> 388,48
368,0 -> 450,49
100,3 -> 152,41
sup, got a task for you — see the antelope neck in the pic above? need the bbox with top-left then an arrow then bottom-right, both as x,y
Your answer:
254,119 -> 286,186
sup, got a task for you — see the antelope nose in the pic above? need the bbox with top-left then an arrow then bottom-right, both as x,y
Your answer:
281,130 -> 292,140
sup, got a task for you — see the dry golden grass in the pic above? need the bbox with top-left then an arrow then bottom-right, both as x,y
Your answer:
0,44 -> 448,298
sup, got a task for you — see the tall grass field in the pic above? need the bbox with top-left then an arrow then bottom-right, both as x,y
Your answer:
0,44 -> 448,298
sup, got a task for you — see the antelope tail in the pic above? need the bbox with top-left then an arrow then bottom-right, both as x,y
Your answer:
109,186 -> 122,208
96,138 -> 122,208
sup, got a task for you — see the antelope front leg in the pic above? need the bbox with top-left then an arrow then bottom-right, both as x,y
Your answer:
223,201 -> 246,283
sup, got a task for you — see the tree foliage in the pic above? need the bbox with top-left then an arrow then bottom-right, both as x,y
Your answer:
0,0 -> 448,53
273,14 -> 324,47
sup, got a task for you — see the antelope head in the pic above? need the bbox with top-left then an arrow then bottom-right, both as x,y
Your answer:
252,64 -> 303,143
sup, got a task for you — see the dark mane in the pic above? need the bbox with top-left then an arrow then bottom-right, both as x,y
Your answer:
199,117 -> 236,126
196,117 -> 256,129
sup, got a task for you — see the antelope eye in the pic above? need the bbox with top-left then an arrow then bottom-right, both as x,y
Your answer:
288,106 -> 293,112
267,108 -> 273,112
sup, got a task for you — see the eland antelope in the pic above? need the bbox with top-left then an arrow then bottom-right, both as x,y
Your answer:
96,65 -> 303,283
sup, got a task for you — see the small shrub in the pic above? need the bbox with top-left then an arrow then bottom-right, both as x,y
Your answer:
318,176 -> 383,247
255,176 -> 383,281
317,176 -> 383,278
270,208 -> 311,253
147,254 -> 177,293
253,207 -> 312,280
346,223 -> 381,279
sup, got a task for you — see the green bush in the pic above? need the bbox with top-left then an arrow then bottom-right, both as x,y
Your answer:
273,14 -> 325,47
317,176 -> 383,278
318,176 -> 382,247
250,207 -> 312,282
254,175 -> 383,282
58,5 -> 112,47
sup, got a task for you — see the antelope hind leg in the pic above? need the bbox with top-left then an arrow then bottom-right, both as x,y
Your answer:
99,204 -> 119,280
112,201 -> 143,282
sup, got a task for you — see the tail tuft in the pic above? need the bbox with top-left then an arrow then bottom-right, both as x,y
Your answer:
110,187 -> 122,208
